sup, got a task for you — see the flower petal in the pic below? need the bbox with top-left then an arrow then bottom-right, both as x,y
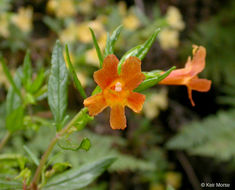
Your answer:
126,92 -> 145,113
188,76 -> 211,92
120,56 -> 145,90
84,93 -> 107,116
110,105 -> 126,130
186,76 -> 212,106
94,54 -> 119,89
186,45 -> 206,76
158,69 -> 190,86
187,88 -> 195,107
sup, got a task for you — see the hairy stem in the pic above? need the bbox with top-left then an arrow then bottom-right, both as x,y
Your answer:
0,131 -> 11,152
30,110 -> 87,189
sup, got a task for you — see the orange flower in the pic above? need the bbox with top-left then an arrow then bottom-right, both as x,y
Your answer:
84,55 -> 145,130
159,45 -> 211,106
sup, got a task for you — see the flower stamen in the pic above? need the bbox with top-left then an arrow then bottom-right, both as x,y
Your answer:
115,82 -> 122,92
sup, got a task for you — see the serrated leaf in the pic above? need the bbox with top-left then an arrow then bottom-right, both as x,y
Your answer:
48,40 -> 69,130
89,28 -> 103,67
134,66 -> 176,92
104,25 -> 123,57
118,28 -> 160,73
43,157 -> 115,190
22,50 -> 32,91
6,106 -> 24,132
65,45 -> 87,99
23,145 -> 39,166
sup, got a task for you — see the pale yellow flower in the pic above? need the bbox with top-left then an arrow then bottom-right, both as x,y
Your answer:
46,0 -> 58,13
98,33 -> 107,50
77,0 -> 93,15
96,15 -> 108,25
12,7 -> 33,32
77,20 -> 105,43
123,13 -> 140,30
158,28 -> 179,50
118,1 -> 127,16
85,48 -> 100,67
60,23 -> 77,43
0,13 -> 9,37
77,72 -> 88,87
166,172 -> 182,189
150,183 -> 165,190
47,0 -> 76,18
143,89 -> 168,119
166,6 -> 185,31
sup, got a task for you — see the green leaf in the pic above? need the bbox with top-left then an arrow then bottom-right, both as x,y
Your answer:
6,69 -> 22,115
43,157 -> 116,190
0,154 -> 27,170
0,179 -> 22,190
6,106 -> 24,132
58,137 -> 91,151
65,45 -> 87,99
79,138 -> 91,151
29,68 -> 46,94
0,57 -> 22,99
22,50 -> 32,91
89,28 -> 103,67
118,28 -> 160,73
46,162 -> 72,179
91,86 -> 102,96
104,25 -> 123,57
23,145 -> 39,166
48,40 -> 69,130
134,66 -> 176,92
72,108 -> 94,131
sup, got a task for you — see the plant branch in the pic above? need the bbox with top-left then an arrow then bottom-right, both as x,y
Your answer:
0,131 -> 11,152
30,109 -> 87,189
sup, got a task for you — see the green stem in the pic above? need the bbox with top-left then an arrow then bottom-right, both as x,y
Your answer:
30,109 -> 87,189
0,131 -> 11,152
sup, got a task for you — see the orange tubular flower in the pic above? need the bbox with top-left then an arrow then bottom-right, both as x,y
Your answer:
159,45 -> 212,106
84,55 -> 145,130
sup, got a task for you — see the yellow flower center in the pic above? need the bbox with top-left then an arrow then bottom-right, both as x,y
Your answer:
103,79 -> 129,106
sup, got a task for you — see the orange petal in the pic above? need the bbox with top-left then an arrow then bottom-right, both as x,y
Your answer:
187,87 -> 195,107
84,93 -> 107,116
159,69 -> 189,86
186,46 -> 206,76
94,54 -> 119,89
186,76 -> 212,106
110,105 -> 126,130
126,92 -> 145,113
188,76 -> 212,92
120,56 -> 145,90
